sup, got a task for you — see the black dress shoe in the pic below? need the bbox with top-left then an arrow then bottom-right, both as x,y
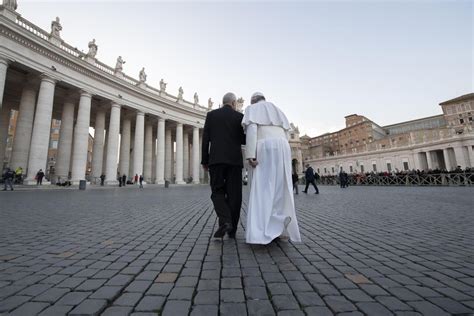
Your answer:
213,223 -> 233,238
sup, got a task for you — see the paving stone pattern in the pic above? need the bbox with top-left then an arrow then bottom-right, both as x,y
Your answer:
0,185 -> 473,315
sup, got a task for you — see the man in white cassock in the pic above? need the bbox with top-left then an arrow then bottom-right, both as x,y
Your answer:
242,92 -> 301,244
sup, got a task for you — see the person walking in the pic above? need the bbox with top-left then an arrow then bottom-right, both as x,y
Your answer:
36,169 -> 45,185
243,92 -> 301,244
292,171 -> 299,195
134,174 -> 138,184
303,164 -> 319,194
15,166 -> 23,184
2,167 -> 14,191
201,92 -> 246,239
139,175 -> 144,188
122,174 -> 127,186
100,174 -> 105,186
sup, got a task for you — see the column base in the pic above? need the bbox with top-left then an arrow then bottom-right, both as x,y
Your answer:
192,181 -> 200,185
176,180 -> 186,185
71,180 -> 90,185
24,179 -> 51,186
105,180 -> 119,186
155,180 -> 165,185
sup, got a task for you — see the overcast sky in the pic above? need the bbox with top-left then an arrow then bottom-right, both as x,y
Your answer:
19,0 -> 473,136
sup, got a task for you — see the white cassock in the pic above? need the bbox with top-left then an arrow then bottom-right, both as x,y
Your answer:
242,101 -> 301,244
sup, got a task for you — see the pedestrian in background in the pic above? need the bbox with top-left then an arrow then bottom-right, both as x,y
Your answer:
303,164 -> 319,194
139,175 -> 144,188
2,167 -> 14,191
36,169 -> 45,185
122,174 -> 127,186
100,174 -> 105,186
292,171 -> 299,195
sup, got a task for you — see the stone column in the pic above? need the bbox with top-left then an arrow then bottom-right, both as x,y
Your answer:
152,132 -> 157,183
175,123 -> 185,184
454,146 -> 467,169
105,103 -> 121,185
0,58 -> 10,113
119,117 -> 131,179
90,107 -> 106,182
183,130 -> 189,182
0,104 -> 11,168
192,126 -> 200,184
129,130 -> 134,179
426,151 -> 433,170
133,111 -> 145,179
467,145 -> 474,168
156,118 -> 166,184
70,91 -> 92,184
102,129 -> 108,174
10,80 -> 37,170
143,121 -> 153,182
25,75 -> 56,184
54,98 -> 75,181
443,148 -> 452,171
165,127 -> 172,181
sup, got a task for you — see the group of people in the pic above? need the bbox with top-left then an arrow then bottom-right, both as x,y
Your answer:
201,92 -> 301,244
2,167 -> 45,191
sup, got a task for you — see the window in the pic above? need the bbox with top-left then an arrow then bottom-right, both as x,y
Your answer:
331,167 -> 334,173
403,162 -> 409,171
349,166 -> 353,173
387,163 -> 392,172
372,164 -> 377,172
460,119 -> 464,124
317,168 -> 320,174
291,134 -> 295,139
324,168 -> 327,174
51,140 -> 58,149
360,165 -> 365,173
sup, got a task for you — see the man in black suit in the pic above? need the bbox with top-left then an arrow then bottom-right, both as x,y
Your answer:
201,92 -> 246,238
303,164 -> 319,194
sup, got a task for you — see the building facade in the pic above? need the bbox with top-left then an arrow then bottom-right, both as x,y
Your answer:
0,3 -> 209,185
302,93 -> 474,175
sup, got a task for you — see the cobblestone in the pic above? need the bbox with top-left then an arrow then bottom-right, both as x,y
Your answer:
0,185 -> 473,315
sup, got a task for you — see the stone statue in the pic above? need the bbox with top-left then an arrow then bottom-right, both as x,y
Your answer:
115,56 -> 125,73
208,98 -> 213,110
236,97 -> 244,112
177,87 -> 183,102
139,67 -> 147,83
50,17 -> 62,38
159,79 -> 167,93
194,93 -> 199,105
86,39 -> 98,58
3,0 -> 17,10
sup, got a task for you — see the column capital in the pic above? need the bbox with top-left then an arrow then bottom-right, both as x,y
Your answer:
79,90 -> 92,98
0,56 -> 13,66
39,73 -> 57,85
177,122 -> 183,127
158,117 -> 166,123
110,102 -> 121,109
136,111 -> 145,117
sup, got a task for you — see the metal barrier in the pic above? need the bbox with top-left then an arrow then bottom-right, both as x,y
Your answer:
319,173 -> 474,187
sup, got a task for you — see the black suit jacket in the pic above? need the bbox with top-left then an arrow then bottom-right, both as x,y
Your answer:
305,167 -> 315,181
201,105 -> 245,167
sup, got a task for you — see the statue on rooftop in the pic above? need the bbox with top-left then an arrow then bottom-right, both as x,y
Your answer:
115,56 -> 125,73
194,93 -> 199,106
208,98 -> 213,110
159,79 -> 167,93
177,87 -> 183,102
3,0 -> 18,11
50,17 -> 62,38
236,97 -> 244,112
139,67 -> 147,83
86,39 -> 98,58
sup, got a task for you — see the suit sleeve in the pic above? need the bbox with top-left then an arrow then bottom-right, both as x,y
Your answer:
201,113 -> 211,165
239,113 -> 246,145
245,123 -> 258,160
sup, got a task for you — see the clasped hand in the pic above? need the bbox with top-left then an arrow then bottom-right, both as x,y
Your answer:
248,159 -> 259,168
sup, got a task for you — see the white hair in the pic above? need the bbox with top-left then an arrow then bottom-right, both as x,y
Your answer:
222,92 -> 237,106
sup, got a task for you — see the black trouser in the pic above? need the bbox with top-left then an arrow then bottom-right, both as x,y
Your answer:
209,164 -> 242,234
305,179 -> 319,193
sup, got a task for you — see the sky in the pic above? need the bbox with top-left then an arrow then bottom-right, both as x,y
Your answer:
18,0 -> 473,136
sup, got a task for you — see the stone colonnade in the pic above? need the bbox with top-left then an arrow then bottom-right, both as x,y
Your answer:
0,58 -> 205,185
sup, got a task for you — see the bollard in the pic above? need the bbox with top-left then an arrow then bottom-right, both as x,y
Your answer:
79,180 -> 86,190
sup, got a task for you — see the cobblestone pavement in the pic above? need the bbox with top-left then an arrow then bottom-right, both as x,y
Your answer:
0,185 -> 473,316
